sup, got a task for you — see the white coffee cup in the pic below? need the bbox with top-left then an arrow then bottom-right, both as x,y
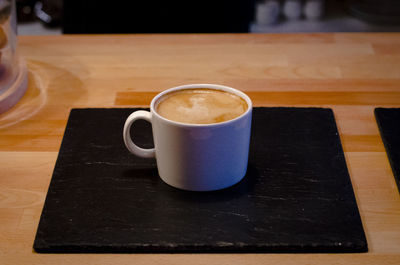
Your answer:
123,84 -> 252,191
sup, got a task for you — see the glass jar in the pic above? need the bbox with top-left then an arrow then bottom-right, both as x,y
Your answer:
0,0 -> 27,114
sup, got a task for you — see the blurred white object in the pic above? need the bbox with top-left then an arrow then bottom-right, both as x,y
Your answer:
256,0 -> 281,25
283,0 -> 302,20
304,0 -> 325,20
0,0 -> 28,114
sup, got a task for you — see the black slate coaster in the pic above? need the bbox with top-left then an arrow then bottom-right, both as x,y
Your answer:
34,108 -> 367,253
375,108 -> 400,193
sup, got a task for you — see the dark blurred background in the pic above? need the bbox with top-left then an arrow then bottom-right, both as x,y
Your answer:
15,0 -> 400,35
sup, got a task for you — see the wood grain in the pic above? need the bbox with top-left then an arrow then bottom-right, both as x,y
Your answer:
115,91 -> 400,106
1,33 -> 400,264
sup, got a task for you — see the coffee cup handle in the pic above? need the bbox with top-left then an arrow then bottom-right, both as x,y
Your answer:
123,110 -> 156,158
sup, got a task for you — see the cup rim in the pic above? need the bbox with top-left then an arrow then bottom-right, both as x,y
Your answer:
150,84 -> 253,127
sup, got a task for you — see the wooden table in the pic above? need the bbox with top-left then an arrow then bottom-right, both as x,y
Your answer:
1,33 -> 400,264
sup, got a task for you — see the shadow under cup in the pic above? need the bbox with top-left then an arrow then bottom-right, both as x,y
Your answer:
126,84 -> 253,191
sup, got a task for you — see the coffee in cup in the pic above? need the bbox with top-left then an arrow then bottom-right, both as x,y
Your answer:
123,84 -> 252,191
156,88 -> 248,124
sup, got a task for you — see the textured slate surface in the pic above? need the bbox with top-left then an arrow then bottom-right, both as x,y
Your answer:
375,108 -> 400,193
34,108 -> 367,253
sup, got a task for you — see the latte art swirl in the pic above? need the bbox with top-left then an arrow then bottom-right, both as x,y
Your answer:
156,89 -> 248,124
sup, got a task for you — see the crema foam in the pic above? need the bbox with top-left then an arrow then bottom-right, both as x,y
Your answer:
156,88 -> 248,124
